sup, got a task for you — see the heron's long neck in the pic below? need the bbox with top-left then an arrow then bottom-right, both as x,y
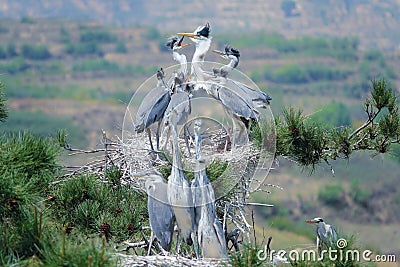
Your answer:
191,38 -> 211,81
192,38 -> 211,63
194,129 -> 202,160
227,57 -> 239,69
171,122 -> 183,176
220,57 -> 239,77
173,51 -> 187,77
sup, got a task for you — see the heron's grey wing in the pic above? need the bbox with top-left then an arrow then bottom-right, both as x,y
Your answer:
317,225 -> 329,248
203,70 -> 217,78
218,86 -> 259,120
191,175 -> 202,229
329,225 -> 339,243
166,92 -> 191,125
148,182 -> 175,251
228,79 -> 271,106
145,91 -> 171,126
213,217 -> 226,247
135,86 -> 170,132
213,218 -> 226,252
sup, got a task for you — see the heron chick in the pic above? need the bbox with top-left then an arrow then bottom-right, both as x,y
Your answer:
133,170 -> 175,255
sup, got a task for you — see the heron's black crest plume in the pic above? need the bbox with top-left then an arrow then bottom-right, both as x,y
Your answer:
166,36 -> 180,49
197,22 -> 210,38
156,68 -> 165,80
225,45 -> 240,58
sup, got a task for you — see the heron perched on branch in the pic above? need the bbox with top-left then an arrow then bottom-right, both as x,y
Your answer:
191,119 -> 227,258
213,45 -> 272,108
306,217 -> 339,255
167,107 -> 198,257
134,35 -> 190,152
133,170 -> 175,255
161,75 -> 192,155
134,68 -> 170,151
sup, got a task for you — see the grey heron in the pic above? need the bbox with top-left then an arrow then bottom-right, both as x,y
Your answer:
306,217 -> 339,255
134,170 -> 175,255
191,119 -> 227,258
166,35 -> 190,79
134,68 -> 170,151
161,74 -> 192,155
206,78 -> 259,146
212,45 -> 272,108
167,107 -> 198,257
178,22 -> 212,84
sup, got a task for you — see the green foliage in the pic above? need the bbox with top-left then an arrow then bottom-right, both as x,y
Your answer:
50,173 -> 148,241
0,132 -> 61,192
65,41 -> 103,56
220,32 -> 358,60
0,57 -> 29,74
0,46 -> 6,59
271,216 -> 315,240
144,27 -> 161,41
21,44 -> 52,60
20,17 -> 35,24
290,236 -> 368,267
6,43 -> 18,57
40,233 -> 114,267
275,79 -> 400,167
0,81 -> 7,122
73,59 -> 120,72
229,242 -> 264,267
363,49 -> 386,66
115,41 -> 128,53
80,30 -> 117,43
0,132 -> 61,264
350,179 -> 371,206
318,184 -> 346,207
276,107 -> 326,168
264,63 -> 351,84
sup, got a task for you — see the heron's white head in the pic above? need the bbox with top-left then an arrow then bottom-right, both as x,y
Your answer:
177,22 -> 211,44
213,45 -> 240,60
166,36 -> 191,51
305,217 -> 324,224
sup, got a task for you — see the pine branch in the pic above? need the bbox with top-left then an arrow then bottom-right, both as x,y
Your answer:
275,78 -> 400,170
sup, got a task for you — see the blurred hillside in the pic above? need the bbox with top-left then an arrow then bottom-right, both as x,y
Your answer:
0,7 -> 399,263
1,0 -> 400,50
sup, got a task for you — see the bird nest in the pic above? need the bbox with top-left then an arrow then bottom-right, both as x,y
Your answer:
60,126 -> 275,263
115,254 -> 229,267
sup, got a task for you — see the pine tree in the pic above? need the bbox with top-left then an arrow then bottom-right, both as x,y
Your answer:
0,81 -> 7,122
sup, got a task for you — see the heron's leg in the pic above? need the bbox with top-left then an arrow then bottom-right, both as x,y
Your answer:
175,231 -> 181,254
231,119 -> 238,149
160,125 -> 171,151
191,231 -> 200,258
184,125 -> 192,157
156,121 -> 162,151
146,128 -> 155,151
147,231 -> 154,256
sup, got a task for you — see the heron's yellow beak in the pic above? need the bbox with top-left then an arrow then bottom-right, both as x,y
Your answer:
177,32 -> 200,38
212,50 -> 225,56
305,220 -> 316,224
180,43 -> 191,49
